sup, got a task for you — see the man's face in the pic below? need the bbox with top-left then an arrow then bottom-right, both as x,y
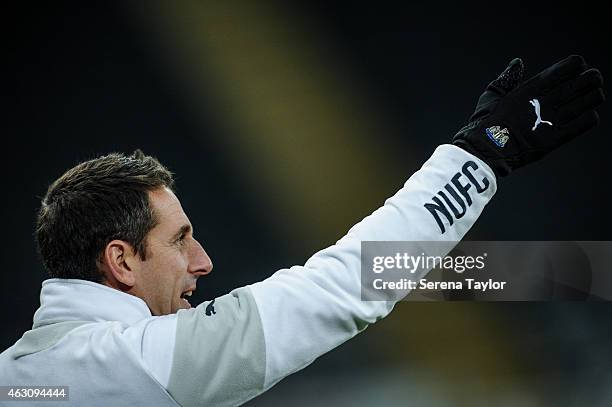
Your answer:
131,187 -> 213,315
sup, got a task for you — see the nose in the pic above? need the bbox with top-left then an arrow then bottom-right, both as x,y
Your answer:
188,238 -> 213,276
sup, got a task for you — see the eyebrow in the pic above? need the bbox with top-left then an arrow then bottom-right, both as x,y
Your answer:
170,224 -> 192,242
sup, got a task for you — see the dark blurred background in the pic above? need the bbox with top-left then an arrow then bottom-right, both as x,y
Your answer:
4,1 -> 612,405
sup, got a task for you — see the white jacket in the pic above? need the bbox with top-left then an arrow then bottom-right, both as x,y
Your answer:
0,145 -> 496,406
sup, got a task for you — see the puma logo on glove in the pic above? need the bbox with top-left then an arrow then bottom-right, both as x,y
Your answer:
529,99 -> 553,130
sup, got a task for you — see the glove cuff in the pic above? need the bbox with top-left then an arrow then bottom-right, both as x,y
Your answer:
452,140 -> 500,179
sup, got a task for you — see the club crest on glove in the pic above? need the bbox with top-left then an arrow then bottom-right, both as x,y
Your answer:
485,126 -> 510,147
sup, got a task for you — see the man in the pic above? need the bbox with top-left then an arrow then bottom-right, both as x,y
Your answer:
0,55 -> 604,406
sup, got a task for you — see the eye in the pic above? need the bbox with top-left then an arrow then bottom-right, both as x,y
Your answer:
176,234 -> 187,246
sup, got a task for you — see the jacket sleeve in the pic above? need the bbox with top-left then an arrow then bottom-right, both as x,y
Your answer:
141,144 -> 497,407
248,144 -> 496,390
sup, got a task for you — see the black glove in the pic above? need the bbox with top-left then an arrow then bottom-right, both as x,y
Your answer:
453,55 -> 605,177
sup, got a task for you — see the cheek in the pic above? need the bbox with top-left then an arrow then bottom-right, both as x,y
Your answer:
144,250 -> 188,286
158,250 -> 190,284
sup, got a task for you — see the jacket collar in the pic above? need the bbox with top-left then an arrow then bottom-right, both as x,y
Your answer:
33,279 -> 152,328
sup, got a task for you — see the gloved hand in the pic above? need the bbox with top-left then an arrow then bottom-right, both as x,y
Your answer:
453,55 -> 605,177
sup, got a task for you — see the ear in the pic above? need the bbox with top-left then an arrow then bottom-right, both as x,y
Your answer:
101,240 -> 139,287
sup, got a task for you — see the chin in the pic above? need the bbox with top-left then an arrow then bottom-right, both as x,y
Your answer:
175,298 -> 193,312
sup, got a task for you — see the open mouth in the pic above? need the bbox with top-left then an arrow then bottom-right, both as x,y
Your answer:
180,289 -> 195,308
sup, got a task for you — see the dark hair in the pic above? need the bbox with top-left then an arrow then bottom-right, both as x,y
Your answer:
36,150 -> 174,282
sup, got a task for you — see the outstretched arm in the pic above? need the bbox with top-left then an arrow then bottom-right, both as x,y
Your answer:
248,144 -> 496,392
